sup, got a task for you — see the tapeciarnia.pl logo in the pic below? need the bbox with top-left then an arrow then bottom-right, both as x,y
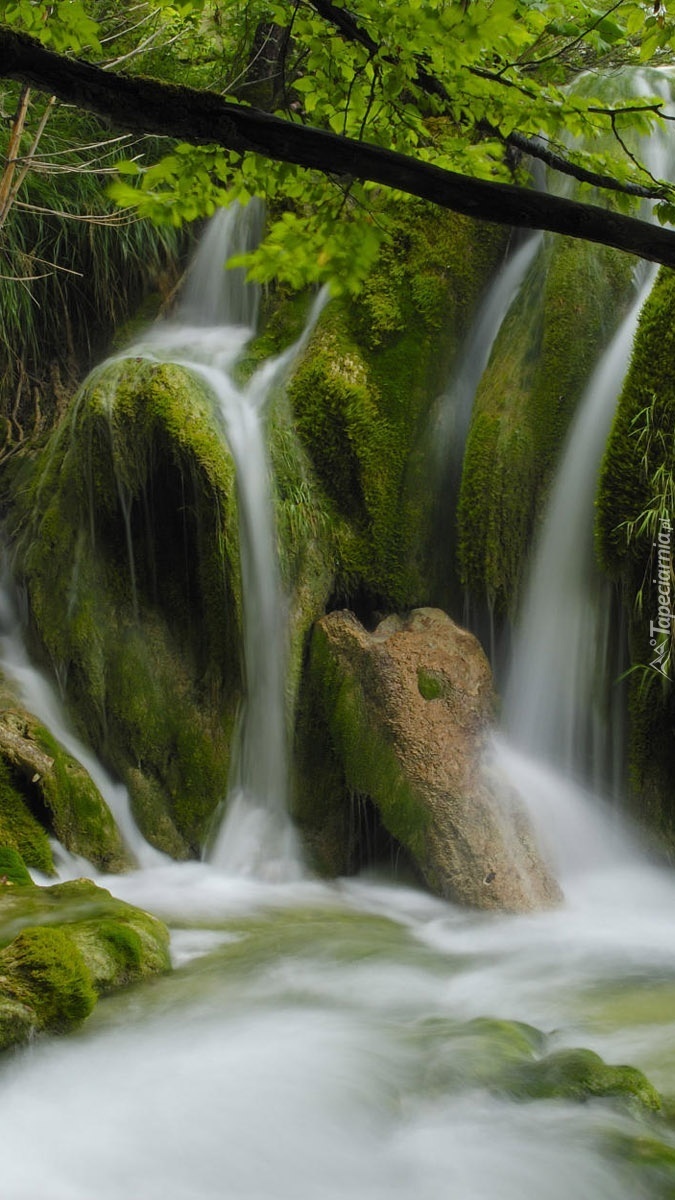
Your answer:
649,515 -> 673,681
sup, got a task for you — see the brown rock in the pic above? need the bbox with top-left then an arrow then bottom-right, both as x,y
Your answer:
310,607 -> 561,912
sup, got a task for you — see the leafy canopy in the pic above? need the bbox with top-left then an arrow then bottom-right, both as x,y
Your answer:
1,0 -> 675,292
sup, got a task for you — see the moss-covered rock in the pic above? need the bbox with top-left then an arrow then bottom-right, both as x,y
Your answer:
0,846 -> 32,886
8,360 -> 241,856
0,756 -> 54,875
0,706 -> 129,872
504,1047 -> 662,1112
286,204 -> 507,611
458,235 -> 635,615
596,267 -> 675,844
0,876 -> 170,1050
295,607 -> 561,910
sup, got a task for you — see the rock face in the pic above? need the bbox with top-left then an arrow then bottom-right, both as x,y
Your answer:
306,607 -> 561,911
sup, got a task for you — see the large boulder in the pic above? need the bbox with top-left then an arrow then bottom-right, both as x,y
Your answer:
299,607 -> 561,911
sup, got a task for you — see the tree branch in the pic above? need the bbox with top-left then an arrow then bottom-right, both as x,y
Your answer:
1,28 -> 675,266
303,0 -> 669,200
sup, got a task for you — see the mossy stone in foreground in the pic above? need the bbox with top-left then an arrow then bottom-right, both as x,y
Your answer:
1,926 -> 96,1031
0,878 -> 171,1051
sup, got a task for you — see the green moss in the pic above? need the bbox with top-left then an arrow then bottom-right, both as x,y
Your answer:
0,925 -> 96,1034
0,758 -> 54,874
33,724 -> 129,871
0,876 -> 171,1050
286,204 -> 507,610
293,621 -> 430,875
458,236 -> 635,614
0,847 -> 32,886
596,268 -> 675,841
417,667 -> 448,701
504,1047 -> 662,1112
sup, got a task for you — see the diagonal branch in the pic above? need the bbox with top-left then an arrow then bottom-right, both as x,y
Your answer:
1,28 -> 675,266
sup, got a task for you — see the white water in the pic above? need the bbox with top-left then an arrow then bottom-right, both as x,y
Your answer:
3,853 -> 675,1200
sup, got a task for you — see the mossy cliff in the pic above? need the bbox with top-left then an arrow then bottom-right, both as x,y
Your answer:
285,203 -> 507,612
596,267 -> 675,844
7,359 -> 241,858
0,862 -> 170,1051
457,235 -> 634,616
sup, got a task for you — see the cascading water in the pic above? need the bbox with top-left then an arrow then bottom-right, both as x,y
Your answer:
505,266 -> 656,793
111,204 -> 324,883
119,203 -> 326,879
433,233 -> 542,611
502,69 -> 674,810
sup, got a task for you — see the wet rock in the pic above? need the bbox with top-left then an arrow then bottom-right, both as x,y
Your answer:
0,704 -> 131,872
306,606 -> 561,911
0,867 -> 171,1050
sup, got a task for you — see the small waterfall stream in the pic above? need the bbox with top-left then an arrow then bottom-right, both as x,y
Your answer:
505,267 -> 656,794
434,233 -> 542,605
118,204 -> 325,879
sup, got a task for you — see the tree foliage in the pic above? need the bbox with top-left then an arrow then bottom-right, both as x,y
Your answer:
1,1 -> 675,291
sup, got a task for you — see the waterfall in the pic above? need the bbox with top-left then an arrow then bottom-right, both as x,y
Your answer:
0,563 -> 165,870
505,267 -> 656,792
504,69 -> 674,796
123,203 -> 326,880
434,234 -> 542,606
435,233 -> 542,491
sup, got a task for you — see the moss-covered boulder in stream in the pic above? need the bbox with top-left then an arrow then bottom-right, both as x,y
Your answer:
457,235 -> 634,616
596,267 -> 675,847
0,866 -> 170,1050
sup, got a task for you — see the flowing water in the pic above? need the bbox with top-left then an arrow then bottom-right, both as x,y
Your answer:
4,166 -> 675,1195
112,203 -> 326,880
433,233 -> 542,608
505,267 -> 656,793
504,67 -> 674,796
